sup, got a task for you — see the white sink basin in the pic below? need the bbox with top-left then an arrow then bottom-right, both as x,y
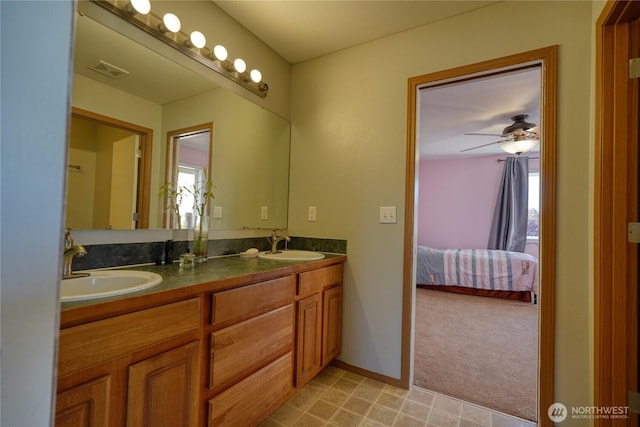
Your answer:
258,250 -> 325,261
60,270 -> 163,302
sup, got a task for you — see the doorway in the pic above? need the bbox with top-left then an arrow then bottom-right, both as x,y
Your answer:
402,46 -> 558,424
414,66 -> 541,421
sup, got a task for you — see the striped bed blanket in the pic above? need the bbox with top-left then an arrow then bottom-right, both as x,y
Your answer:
416,246 -> 538,294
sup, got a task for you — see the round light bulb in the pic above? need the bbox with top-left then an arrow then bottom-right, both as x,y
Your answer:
249,69 -> 262,83
129,0 -> 150,14
162,13 -> 181,33
233,58 -> 246,73
189,31 -> 206,49
213,45 -> 228,61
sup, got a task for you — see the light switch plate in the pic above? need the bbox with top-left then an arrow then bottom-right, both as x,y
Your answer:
379,206 -> 397,224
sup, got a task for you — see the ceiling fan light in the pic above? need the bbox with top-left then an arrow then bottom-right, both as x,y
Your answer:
501,138 -> 538,155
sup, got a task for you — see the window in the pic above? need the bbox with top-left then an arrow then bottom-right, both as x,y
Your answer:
527,172 -> 539,238
176,165 -> 206,228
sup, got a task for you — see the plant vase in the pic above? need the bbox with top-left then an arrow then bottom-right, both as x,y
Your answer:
193,216 -> 209,262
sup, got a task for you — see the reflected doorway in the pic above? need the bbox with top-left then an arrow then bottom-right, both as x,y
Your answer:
164,123 -> 213,229
66,108 -> 152,229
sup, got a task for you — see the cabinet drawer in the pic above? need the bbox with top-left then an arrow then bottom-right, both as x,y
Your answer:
298,264 -> 343,296
210,304 -> 293,391
208,352 -> 293,426
58,298 -> 200,377
211,275 -> 294,328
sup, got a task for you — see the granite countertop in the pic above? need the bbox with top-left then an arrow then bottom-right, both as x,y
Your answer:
60,252 -> 346,325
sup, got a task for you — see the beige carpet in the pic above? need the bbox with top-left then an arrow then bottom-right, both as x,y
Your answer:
413,288 -> 538,422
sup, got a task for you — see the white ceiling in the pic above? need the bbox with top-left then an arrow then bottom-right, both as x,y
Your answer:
213,1 -> 498,64
419,67 -> 541,159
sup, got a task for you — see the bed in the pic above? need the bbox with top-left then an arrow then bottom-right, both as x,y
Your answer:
416,246 -> 538,302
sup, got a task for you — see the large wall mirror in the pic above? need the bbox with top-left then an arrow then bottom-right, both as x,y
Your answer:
68,1 -> 290,231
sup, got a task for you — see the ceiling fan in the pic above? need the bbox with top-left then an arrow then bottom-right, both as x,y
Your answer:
460,114 -> 540,154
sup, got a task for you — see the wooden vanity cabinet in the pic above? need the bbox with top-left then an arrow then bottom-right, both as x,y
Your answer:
206,275 -> 296,426
295,264 -> 343,388
56,298 -> 201,427
57,258 -> 345,427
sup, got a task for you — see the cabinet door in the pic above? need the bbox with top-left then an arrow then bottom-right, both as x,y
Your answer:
322,285 -> 343,366
295,293 -> 322,387
126,341 -> 200,427
56,376 -> 111,427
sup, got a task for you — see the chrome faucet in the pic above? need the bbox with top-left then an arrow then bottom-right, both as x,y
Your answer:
269,229 -> 290,254
62,229 -> 89,279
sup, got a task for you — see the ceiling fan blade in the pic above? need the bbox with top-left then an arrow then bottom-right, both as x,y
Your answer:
459,139 -> 510,152
464,132 -> 503,137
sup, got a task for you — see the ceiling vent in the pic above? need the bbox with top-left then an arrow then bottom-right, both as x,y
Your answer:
89,60 -> 130,80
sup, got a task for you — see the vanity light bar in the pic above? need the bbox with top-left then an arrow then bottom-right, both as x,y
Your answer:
94,0 -> 269,97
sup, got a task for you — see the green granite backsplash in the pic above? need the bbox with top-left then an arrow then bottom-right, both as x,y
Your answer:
73,237 -> 347,270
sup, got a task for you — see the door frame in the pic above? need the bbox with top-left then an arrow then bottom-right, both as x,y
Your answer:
402,46 -> 558,424
70,107 -> 153,229
163,123 -> 214,229
594,2 -> 639,425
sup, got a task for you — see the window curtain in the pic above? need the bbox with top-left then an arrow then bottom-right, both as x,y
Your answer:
487,156 -> 529,252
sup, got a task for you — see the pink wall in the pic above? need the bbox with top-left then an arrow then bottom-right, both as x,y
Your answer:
179,145 -> 208,168
417,155 -> 539,250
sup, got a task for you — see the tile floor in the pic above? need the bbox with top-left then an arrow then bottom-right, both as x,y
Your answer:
259,367 -> 537,427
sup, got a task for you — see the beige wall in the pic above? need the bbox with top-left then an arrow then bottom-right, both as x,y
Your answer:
72,76 -> 291,231
289,0 -> 594,417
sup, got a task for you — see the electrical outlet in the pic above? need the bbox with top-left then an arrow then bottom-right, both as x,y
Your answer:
213,206 -> 223,219
261,206 -> 269,220
379,206 -> 397,224
308,206 -> 317,222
